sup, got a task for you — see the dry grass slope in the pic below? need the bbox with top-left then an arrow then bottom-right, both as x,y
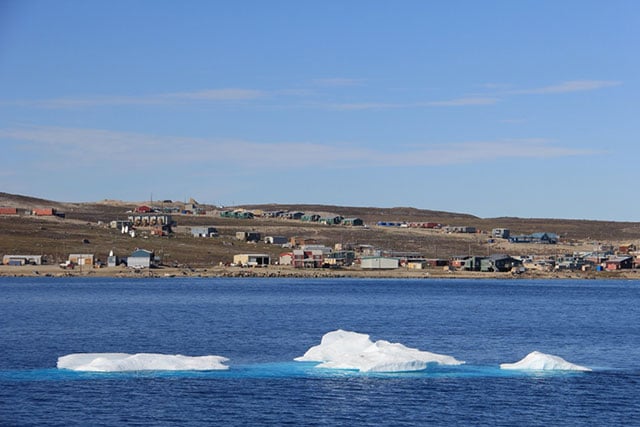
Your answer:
1,193 -> 640,269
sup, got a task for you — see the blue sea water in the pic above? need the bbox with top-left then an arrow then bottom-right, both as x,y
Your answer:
1,277 -> 639,426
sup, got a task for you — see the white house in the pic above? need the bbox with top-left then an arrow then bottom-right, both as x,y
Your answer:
127,249 -> 155,269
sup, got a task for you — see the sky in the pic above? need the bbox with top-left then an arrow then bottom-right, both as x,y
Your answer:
0,1 -> 638,221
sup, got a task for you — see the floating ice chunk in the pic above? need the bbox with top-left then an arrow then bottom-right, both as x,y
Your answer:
295,330 -> 464,372
500,351 -> 591,372
57,353 -> 229,372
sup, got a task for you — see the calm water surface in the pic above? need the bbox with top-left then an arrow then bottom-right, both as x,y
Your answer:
1,277 -> 639,425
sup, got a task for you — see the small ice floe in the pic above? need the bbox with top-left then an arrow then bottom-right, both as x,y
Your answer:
500,351 -> 591,371
295,329 -> 464,373
57,353 -> 229,372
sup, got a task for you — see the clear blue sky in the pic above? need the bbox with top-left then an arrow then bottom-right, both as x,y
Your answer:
0,1 -> 638,220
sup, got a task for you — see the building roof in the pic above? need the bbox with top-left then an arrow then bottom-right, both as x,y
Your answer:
130,249 -> 153,258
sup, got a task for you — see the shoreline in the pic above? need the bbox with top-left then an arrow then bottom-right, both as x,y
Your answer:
1,264 -> 639,280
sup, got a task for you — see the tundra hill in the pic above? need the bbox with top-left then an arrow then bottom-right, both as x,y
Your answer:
1,193 -> 640,268
236,203 -> 640,242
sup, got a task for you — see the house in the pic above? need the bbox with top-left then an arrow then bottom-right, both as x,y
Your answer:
509,235 -> 532,243
279,252 -> 294,265
353,244 -> 377,256
450,255 -> 471,269
444,226 -> 477,233
234,211 -> 254,219
183,198 -> 204,215
530,232 -> 559,244
618,244 -> 636,254
68,254 -> 94,267
555,256 -> 585,271
462,256 -> 485,272
360,256 -> 399,270
33,208 -> 65,218
110,220 -> 132,230
324,250 -> 355,267
233,253 -> 270,267
285,211 -> 305,220
0,207 -> 18,215
2,255 -> 42,265
407,260 -> 428,269
219,210 -> 253,219
134,205 -> 154,213
480,254 -> 522,272
377,221 -> 399,227
425,259 -> 450,267
128,213 -> 173,228
191,226 -> 218,237
319,216 -> 343,225
151,224 -> 172,236
605,256 -> 634,271
236,231 -> 261,242
292,249 -> 324,268
264,236 -> 288,245
290,237 -> 318,247
342,217 -> 364,226
127,249 -> 155,269
492,228 -> 510,239
301,214 -> 320,222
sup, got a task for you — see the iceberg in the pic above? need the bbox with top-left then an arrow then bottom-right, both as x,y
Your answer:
500,351 -> 591,372
57,353 -> 229,372
294,329 -> 464,372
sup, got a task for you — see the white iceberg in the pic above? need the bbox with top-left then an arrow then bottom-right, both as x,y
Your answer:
295,330 -> 464,372
500,351 -> 591,372
57,353 -> 229,372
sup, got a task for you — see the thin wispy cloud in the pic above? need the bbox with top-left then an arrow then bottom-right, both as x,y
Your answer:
0,126 -> 599,171
508,80 -> 621,95
327,97 -> 499,111
426,97 -> 499,107
312,78 -> 365,87
3,88 -> 267,109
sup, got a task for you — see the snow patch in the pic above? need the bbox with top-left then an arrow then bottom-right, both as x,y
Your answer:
57,353 -> 229,372
500,351 -> 591,371
295,329 -> 464,372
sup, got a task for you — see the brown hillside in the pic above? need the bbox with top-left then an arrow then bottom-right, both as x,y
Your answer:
1,193 -> 639,268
